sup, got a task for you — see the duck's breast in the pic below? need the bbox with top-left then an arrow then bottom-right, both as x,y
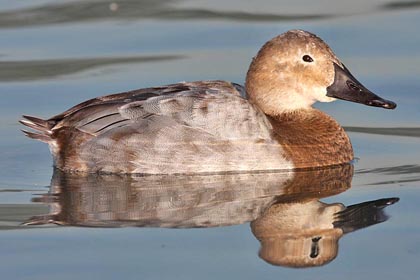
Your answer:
268,110 -> 354,169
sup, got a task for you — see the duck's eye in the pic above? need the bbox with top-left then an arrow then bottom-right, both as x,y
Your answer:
302,55 -> 314,63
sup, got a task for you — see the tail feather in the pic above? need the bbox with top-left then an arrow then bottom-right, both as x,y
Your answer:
20,115 -> 54,143
19,119 -> 51,134
21,129 -> 51,142
21,115 -> 52,131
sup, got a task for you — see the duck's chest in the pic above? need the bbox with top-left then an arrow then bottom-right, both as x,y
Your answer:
268,112 -> 354,169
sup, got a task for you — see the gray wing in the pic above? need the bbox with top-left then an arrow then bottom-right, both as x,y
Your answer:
48,80 -> 289,174
51,80 -> 272,140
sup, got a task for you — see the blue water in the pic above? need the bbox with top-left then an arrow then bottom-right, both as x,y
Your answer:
1,0 -> 420,279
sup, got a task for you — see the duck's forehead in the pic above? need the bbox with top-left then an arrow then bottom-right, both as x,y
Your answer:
284,30 -> 326,47
296,36 -> 334,57
278,30 -> 341,63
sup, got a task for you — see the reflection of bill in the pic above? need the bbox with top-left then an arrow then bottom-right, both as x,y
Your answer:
251,197 -> 398,268
24,163 -> 398,268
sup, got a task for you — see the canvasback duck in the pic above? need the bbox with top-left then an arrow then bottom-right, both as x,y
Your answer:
20,30 -> 396,174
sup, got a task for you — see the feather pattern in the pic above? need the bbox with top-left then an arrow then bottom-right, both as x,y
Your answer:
21,81 -> 293,174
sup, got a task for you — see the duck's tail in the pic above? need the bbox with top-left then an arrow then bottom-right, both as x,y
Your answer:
19,115 -> 54,143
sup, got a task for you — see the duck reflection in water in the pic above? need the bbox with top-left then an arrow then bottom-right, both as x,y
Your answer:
26,164 -> 398,268
252,196 -> 398,267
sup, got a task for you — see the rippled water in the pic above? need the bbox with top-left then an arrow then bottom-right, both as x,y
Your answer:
1,0 -> 420,279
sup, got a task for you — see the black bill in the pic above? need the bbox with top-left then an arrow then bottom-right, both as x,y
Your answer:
333,197 -> 399,234
326,63 -> 396,109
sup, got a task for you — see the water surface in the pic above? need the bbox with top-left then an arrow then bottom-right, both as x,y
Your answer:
0,0 -> 420,279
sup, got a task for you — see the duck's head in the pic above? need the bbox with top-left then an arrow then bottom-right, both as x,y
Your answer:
245,30 -> 396,116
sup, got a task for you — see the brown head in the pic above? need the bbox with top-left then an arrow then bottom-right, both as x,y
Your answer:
245,30 -> 396,116
251,200 -> 345,267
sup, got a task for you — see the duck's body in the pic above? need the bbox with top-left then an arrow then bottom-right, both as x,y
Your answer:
21,30 -> 395,174
21,80 -> 352,174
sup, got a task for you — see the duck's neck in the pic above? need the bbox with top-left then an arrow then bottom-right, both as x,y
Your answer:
268,109 -> 353,169
246,82 -> 318,115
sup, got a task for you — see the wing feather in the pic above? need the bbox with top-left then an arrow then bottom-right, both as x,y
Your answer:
45,81 -> 270,140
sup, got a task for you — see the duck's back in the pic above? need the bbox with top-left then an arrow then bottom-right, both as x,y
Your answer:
22,81 -> 293,174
